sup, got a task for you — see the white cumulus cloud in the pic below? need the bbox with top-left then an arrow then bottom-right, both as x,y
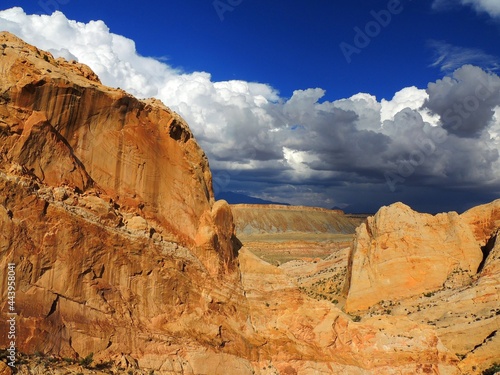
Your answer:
433,0 -> 500,19
1,7 -> 499,211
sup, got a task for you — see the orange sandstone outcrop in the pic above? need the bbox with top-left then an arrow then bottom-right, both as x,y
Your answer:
0,362 -> 11,375
0,32 -> 230,264
0,30 -> 244,365
345,202 -> 483,312
461,199 -> 500,245
238,249 -> 461,375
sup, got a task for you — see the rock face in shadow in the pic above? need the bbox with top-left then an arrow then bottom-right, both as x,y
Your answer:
0,32 -> 499,375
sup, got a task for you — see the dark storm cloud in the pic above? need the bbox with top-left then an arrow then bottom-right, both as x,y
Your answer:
424,65 -> 500,138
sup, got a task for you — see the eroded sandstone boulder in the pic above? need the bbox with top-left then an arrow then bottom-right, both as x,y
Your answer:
345,202 -> 483,312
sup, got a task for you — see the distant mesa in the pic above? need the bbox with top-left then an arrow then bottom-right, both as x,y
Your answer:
231,203 -> 365,238
216,191 -> 290,206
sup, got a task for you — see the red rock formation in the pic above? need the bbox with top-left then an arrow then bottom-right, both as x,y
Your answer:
0,32 -> 228,261
345,202 -> 483,312
0,31 -> 243,365
461,199 -> 500,245
0,362 -> 11,375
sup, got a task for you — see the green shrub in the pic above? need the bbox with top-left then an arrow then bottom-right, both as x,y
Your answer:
79,352 -> 94,368
95,360 -> 114,370
483,363 -> 500,375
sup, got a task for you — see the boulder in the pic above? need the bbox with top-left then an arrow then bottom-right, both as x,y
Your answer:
345,202 -> 483,312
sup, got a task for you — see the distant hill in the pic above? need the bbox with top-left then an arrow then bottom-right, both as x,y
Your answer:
231,204 -> 366,237
216,191 -> 289,206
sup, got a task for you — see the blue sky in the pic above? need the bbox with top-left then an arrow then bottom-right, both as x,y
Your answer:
4,0 -> 500,100
1,1 -> 500,212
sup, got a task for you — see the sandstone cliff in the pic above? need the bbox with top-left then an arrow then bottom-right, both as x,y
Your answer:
0,30 -> 246,367
1,32 -> 499,375
0,31 -> 236,272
